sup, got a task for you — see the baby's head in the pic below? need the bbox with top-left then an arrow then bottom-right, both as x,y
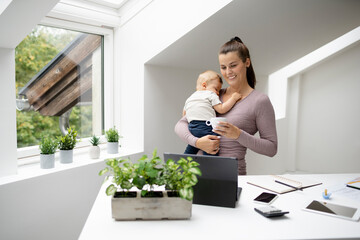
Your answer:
196,70 -> 223,95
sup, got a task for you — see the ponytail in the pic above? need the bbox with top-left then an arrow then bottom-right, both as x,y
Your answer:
219,37 -> 256,88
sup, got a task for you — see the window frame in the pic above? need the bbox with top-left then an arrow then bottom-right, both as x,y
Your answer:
17,17 -> 114,163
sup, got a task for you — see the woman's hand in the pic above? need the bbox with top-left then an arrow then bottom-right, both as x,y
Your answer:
213,121 -> 241,139
195,135 -> 220,155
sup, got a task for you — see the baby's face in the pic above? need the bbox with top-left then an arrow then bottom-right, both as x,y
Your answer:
206,79 -> 222,96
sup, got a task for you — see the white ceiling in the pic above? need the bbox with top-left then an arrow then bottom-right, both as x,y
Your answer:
147,0 -> 360,76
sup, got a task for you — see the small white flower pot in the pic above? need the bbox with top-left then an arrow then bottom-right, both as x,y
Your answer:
107,142 -> 119,154
89,145 -> 100,159
40,154 -> 55,169
60,149 -> 73,164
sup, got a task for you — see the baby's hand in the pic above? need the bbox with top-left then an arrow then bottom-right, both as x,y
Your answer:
231,92 -> 242,101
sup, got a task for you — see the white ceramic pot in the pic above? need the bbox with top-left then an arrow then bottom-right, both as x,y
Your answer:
60,149 -> 73,163
89,145 -> 100,159
107,142 -> 119,154
40,154 -> 55,169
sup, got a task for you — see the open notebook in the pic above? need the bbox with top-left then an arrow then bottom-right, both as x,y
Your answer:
247,175 -> 322,194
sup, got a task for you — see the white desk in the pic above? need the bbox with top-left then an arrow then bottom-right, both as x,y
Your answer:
79,173 -> 360,240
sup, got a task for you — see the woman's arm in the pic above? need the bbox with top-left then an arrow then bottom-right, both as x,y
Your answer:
174,117 -> 220,154
214,95 -> 277,157
174,116 -> 197,147
238,95 -> 278,156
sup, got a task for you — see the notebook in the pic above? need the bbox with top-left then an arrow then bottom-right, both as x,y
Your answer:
346,177 -> 360,190
163,152 -> 241,208
247,175 -> 322,194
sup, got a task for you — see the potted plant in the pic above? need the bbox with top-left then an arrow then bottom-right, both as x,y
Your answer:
99,148 -> 201,220
39,137 -> 57,169
58,127 -> 77,164
89,135 -> 101,159
105,127 -> 121,154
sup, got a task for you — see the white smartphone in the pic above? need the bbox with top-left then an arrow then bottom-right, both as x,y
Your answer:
303,200 -> 360,221
253,192 -> 278,205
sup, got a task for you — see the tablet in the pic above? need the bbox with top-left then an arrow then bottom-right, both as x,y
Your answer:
303,200 -> 360,221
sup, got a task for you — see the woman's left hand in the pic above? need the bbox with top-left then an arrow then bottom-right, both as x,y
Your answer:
213,121 -> 241,140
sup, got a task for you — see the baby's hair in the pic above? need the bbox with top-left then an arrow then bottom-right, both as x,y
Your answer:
196,70 -> 222,89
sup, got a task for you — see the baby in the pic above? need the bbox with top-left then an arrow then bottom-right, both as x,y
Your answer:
183,70 -> 241,155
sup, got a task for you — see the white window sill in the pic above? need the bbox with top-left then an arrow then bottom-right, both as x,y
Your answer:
0,145 -> 142,185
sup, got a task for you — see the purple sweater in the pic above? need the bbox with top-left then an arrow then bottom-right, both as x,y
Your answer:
175,89 -> 278,175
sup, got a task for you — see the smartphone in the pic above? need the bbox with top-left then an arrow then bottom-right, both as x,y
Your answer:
303,200 -> 360,221
253,192 -> 278,205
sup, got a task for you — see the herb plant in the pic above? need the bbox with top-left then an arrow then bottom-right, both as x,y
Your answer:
105,127 -> 121,142
89,135 -> 100,146
99,148 -> 202,201
39,137 -> 57,155
132,149 -> 163,196
99,158 -> 136,196
58,127 -> 78,150
163,156 -> 201,201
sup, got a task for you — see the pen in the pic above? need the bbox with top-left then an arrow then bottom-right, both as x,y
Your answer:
275,180 -> 303,191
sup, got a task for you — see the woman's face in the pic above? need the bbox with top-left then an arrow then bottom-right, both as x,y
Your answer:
219,51 -> 250,87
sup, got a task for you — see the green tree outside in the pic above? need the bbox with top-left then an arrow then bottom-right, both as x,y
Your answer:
16,26 -> 93,148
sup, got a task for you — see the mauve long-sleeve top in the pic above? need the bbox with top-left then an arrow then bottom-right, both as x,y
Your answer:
175,89 -> 278,175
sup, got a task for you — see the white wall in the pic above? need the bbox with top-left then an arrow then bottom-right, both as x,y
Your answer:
114,0 -> 231,154
0,48 -> 17,177
295,43 -> 360,173
144,65 -> 201,155
0,162 -> 104,240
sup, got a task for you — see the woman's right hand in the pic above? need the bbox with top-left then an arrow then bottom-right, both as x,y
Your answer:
195,135 -> 220,155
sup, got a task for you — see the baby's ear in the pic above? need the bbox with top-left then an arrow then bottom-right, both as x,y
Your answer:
202,82 -> 207,88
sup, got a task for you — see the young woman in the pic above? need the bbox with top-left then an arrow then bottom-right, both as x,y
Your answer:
175,37 -> 278,175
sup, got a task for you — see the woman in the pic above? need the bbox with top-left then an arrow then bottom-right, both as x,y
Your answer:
175,37 -> 278,175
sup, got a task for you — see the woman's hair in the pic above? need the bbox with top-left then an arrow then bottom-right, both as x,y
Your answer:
219,37 -> 256,88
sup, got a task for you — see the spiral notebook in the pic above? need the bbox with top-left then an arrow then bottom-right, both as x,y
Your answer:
247,175 -> 322,194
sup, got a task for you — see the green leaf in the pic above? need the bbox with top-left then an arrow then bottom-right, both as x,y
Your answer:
133,176 -> 146,189
152,148 -> 158,159
189,167 -> 202,176
146,169 -> 158,178
99,167 -> 109,176
179,188 -> 187,199
105,184 -> 117,196
186,188 -> 194,201
190,174 -> 198,184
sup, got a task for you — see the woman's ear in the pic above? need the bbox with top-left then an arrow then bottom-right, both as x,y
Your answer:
246,58 -> 251,68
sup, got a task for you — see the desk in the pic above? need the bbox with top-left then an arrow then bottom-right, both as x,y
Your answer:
79,173 -> 360,239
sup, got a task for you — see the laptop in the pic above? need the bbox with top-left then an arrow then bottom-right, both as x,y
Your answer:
163,152 -> 241,208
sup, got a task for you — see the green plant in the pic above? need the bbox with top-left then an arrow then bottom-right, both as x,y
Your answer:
99,148 -> 202,201
39,137 -> 57,155
89,135 -> 100,146
163,156 -> 202,201
132,149 -> 163,196
58,127 -> 78,150
105,127 -> 121,142
99,158 -> 136,196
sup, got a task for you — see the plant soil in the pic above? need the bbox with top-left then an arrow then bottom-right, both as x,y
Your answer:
114,191 -> 137,198
167,191 -> 180,198
142,191 -> 163,198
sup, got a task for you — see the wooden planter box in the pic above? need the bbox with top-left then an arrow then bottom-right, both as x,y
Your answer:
111,191 -> 192,220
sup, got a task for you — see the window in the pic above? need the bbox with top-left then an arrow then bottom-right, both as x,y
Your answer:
16,25 -> 104,158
